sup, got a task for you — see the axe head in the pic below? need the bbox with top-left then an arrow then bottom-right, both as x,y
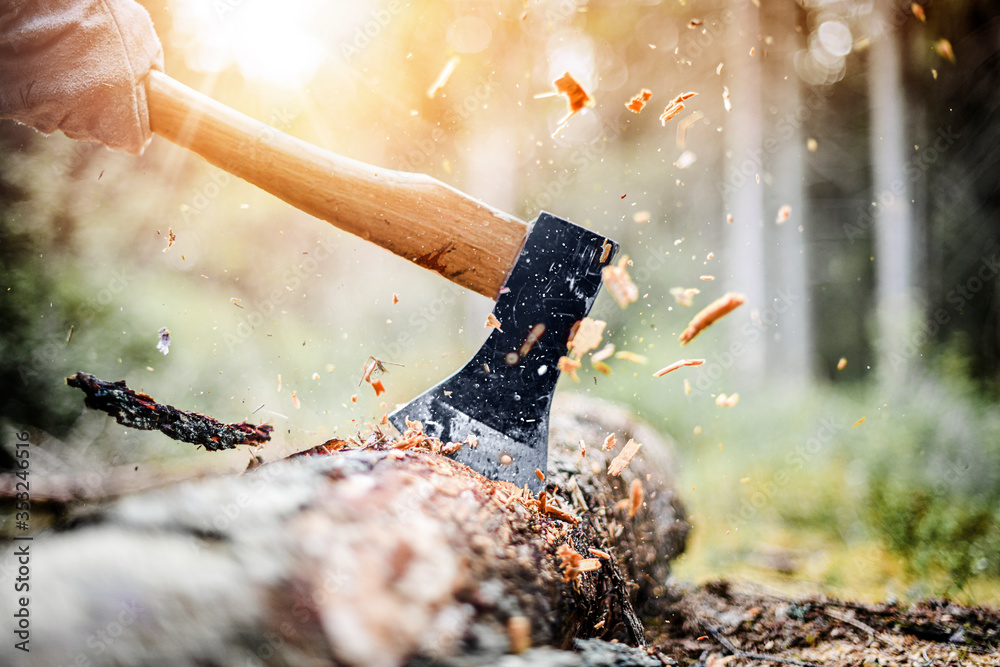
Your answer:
389,212 -> 618,492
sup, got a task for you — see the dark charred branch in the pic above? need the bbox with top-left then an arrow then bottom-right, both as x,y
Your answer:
66,371 -> 273,450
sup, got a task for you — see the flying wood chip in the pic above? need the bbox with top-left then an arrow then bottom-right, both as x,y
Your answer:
608,438 -> 642,476
628,478 -> 644,518
567,317 -> 606,357
776,204 -> 792,224
660,92 -> 697,125
678,292 -> 746,345
591,343 -> 615,364
935,38 -> 955,63
163,228 -> 175,252
625,88 -> 653,113
558,355 -> 581,381
602,256 -> 639,308
715,393 -> 739,408
614,350 -> 647,364
554,72 -> 592,115
653,358 -> 705,377
670,287 -> 700,307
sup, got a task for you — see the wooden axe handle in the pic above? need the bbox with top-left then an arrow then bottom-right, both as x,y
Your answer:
146,71 -> 527,299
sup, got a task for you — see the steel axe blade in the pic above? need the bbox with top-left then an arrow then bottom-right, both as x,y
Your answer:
389,212 -> 618,492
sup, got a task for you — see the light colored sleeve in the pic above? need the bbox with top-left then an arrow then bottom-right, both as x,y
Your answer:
0,0 -> 165,155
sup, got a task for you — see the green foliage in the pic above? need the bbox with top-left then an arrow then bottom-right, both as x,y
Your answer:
859,358 -> 1000,593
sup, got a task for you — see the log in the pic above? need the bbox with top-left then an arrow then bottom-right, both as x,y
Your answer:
0,395 -> 688,666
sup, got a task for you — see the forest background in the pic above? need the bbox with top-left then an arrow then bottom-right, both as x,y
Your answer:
2,0 -> 999,605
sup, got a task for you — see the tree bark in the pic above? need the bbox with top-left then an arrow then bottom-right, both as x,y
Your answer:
0,395 -> 687,666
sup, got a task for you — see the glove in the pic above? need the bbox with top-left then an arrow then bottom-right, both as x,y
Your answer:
0,0 -> 164,155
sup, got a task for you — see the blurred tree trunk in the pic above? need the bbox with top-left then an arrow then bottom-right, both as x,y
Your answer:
723,0 -> 767,382
868,5 -> 920,385
762,1 -> 812,384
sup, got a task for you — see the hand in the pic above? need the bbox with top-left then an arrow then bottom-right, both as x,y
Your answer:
0,0 -> 165,155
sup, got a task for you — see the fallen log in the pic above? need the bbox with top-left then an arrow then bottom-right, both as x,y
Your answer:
0,394 -> 688,666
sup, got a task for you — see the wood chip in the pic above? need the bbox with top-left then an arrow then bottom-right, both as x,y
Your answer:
660,92 -> 697,125
628,478 -> 644,518
508,616 -> 531,654
557,356 -> 581,381
602,255 -> 639,308
679,292 -> 746,345
659,103 -> 685,124
653,358 -> 705,377
544,504 -> 579,524
676,110 -> 704,148
567,317 -> 606,357
591,343 -> 615,363
556,543 -> 583,582
625,88 -> 653,113
485,313 -> 503,332
935,38 -> 955,63
554,72 -> 592,115
715,393 -> 739,407
614,350 -> 647,364
163,228 -> 175,252
427,55 -> 459,98
670,287 -> 700,307
608,438 -> 642,476
520,323 -> 546,357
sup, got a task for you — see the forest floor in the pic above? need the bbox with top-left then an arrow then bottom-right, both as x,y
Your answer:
648,578 -> 1000,666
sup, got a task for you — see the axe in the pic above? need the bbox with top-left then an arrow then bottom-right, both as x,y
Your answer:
147,71 -> 618,492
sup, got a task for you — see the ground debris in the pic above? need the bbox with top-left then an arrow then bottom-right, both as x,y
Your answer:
66,372 -> 272,450
650,580 -> 1000,666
